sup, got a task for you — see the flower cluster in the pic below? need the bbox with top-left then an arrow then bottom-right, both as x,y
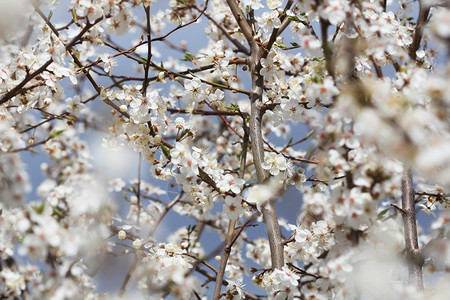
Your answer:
286,221 -> 335,263
254,266 -> 300,300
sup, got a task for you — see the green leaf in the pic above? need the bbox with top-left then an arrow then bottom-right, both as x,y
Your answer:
180,129 -> 190,139
288,16 -> 301,22
48,10 -> 53,21
28,148 -> 39,154
34,202 -> 45,214
71,8 -> 78,23
52,207 -> 64,218
377,208 -> 389,220
312,74 -> 322,83
225,103 -> 240,111
180,52 -> 196,62
50,129 -> 65,138
275,43 -> 289,50
290,42 -> 299,47
161,143 -> 171,159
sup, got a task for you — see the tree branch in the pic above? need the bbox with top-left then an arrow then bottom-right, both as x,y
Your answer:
0,11 -> 101,105
409,1 -> 430,60
248,35 -> 284,273
401,168 -> 424,290
142,4 -> 152,95
213,122 -> 249,300
225,0 -> 254,44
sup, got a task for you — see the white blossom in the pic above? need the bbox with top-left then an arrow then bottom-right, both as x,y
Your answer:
257,11 -> 282,32
223,195 -> 245,220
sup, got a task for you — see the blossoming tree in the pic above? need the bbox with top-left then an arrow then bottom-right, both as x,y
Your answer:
1,0 -> 450,298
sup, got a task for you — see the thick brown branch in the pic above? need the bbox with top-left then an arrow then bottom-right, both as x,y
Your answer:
248,43 -> 284,272
409,2 -> 430,60
401,168 -> 423,290
225,0 -> 254,43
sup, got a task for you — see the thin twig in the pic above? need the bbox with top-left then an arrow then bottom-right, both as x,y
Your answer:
212,120 -> 249,299
142,4 -> 152,95
118,191 -> 183,296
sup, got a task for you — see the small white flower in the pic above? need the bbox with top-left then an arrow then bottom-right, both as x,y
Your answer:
226,280 -> 246,299
218,174 -> 245,194
170,142 -> 187,165
306,77 -> 339,106
183,77 -> 208,104
223,195 -> 245,220
100,54 -> 117,75
65,95 -> 86,117
267,0 -> 283,10
256,10 -> 281,32
262,152 -> 288,176
243,0 -> 264,10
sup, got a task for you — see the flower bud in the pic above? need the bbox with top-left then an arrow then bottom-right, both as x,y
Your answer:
119,104 -> 127,113
181,241 -> 189,249
132,238 -> 142,249
43,98 -> 52,107
222,71 -> 231,80
118,230 -> 127,240
154,135 -> 162,144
